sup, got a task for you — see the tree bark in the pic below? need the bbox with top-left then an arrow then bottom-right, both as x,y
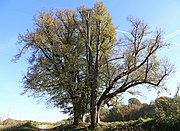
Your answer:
90,82 -> 98,128
96,101 -> 102,123
84,10 -> 98,128
73,100 -> 83,125
96,96 -> 107,123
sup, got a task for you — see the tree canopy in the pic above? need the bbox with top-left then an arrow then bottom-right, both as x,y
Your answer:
15,2 -> 174,127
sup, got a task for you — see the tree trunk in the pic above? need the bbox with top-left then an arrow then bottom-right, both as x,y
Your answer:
96,99 -> 105,123
73,100 -> 83,125
96,106 -> 100,123
74,112 -> 83,125
90,104 -> 97,128
90,79 -> 98,128
90,73 -> 102,127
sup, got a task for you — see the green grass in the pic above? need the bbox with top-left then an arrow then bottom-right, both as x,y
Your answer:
1,117 -> 179,131
51,118 -> 154,131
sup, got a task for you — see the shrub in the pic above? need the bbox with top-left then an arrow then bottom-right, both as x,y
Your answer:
3,118 -> 20,126
153,96 -> 180,130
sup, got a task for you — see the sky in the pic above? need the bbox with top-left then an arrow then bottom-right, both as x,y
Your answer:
0,0 -> 180,122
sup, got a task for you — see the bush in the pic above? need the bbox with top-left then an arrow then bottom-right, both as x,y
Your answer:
2,118 -> 21,126
153,96 -> 180,130
100,103 -> 154,122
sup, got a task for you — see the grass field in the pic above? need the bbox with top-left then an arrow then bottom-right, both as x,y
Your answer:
0,117 -> 179,131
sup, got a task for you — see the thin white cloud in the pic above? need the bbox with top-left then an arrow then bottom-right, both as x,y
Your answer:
116,29 -> 131,35
163,40 -> 180,46
116,29 -> 180,46
116,29 -> 155,39
165,29 -> 180,39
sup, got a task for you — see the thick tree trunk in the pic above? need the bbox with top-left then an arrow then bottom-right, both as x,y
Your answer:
90,104 -> 97,128
90,80 -> 98,128
73,100 -> 83,125
90,73 -> 101,127
74,112 -> 83,125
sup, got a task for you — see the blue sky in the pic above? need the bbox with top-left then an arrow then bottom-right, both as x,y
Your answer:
0,0 -> 180,122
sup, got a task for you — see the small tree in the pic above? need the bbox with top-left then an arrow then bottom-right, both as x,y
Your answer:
128,98 -> 141,105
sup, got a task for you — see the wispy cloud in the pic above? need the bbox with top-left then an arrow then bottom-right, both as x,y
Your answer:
116,29 -> 131,35
165,29 -> 180,39
116,29 -> 180,46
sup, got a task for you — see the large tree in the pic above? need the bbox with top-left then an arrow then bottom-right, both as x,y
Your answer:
15,9 -> 90,125
93,17 -> 174,125
75,3 -> 117,127
73,3 -> 174,127
15,2 -> 174,127
15,3 -> 117,126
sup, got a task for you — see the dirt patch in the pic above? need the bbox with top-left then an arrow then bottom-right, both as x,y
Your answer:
39,125 -> 48,129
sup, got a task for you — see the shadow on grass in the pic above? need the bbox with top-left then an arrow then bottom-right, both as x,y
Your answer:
50,122 -> 90,131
